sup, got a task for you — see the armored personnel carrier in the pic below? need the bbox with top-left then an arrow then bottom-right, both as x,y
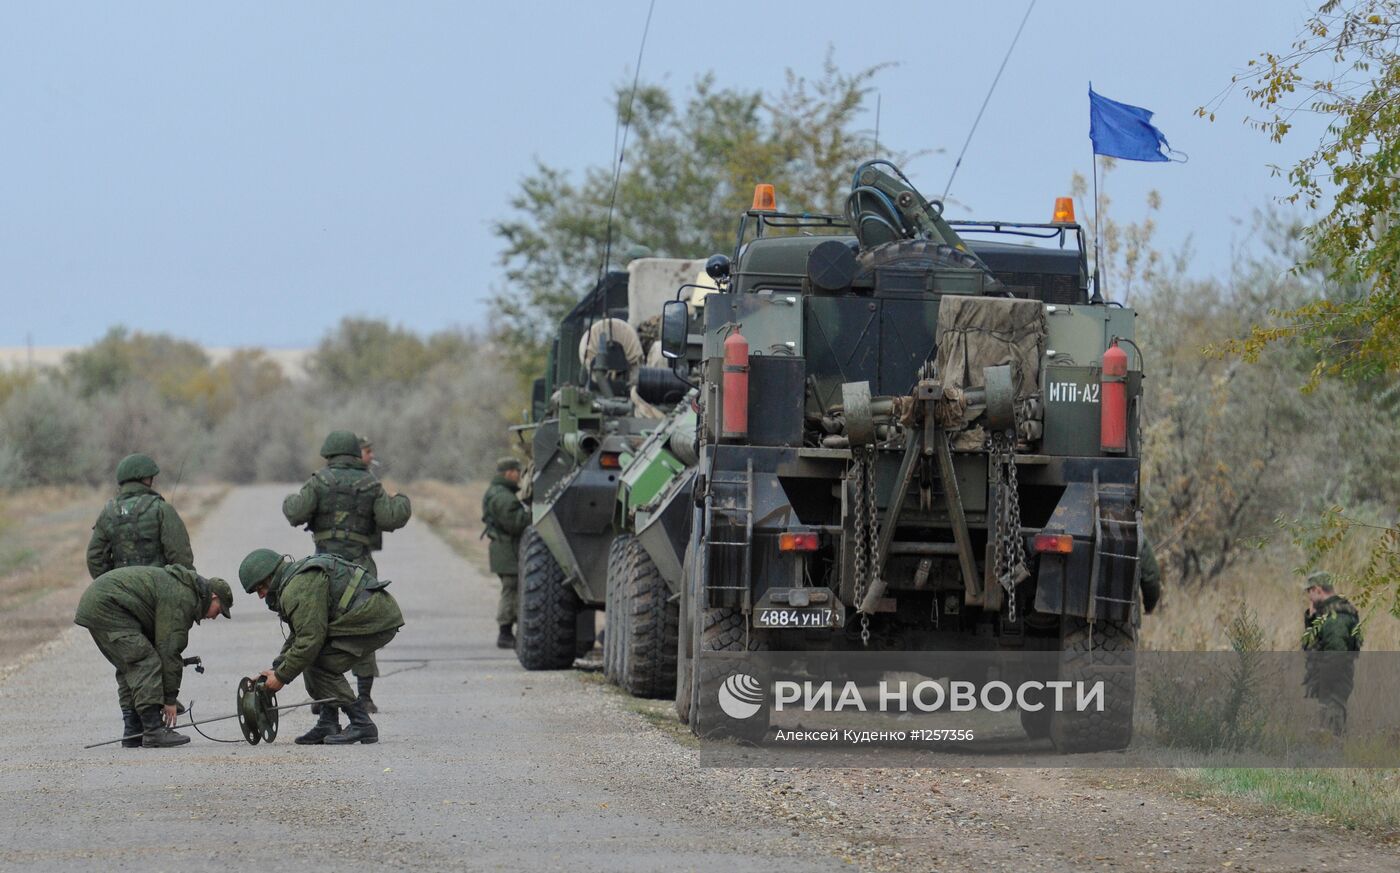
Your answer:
516,258 -> 705,671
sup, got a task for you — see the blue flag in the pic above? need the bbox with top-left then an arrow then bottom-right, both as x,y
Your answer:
1089,86 -> 1173,162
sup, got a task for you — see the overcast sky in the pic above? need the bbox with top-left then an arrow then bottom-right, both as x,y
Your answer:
0,1 -> 1328,348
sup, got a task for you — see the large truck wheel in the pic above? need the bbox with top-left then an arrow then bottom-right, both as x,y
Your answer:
603,535 -> 632,684
516,526 -> 580,671
674,541 -> 698,725
619,536 -> 678,699
1048,618 -> 1136,753
692,607 -> 770,743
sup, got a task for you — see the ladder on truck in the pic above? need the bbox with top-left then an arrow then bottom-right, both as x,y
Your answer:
704,458 -> 754,612
1084,470 -> 1142,625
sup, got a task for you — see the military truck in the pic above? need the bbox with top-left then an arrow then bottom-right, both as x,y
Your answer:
516,258 -> 707,671
662,162 -> 1148,752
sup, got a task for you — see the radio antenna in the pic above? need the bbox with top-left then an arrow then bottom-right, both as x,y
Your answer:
597,0 -> 657,286
941,0 -> 1036,203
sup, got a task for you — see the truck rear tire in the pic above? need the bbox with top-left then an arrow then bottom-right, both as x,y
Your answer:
692,607 -> 770,743
1048,617 -> 1136,753
516,526 -> 580,671
619,536 -> 678,698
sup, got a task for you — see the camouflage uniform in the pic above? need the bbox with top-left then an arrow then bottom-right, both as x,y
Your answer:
1302,573 -> 1361,736
86,454 -> 194,580
482,458 -> 529,646
283,431 -> 411,702
239,548 -> 403,745
74,565 -> 232,747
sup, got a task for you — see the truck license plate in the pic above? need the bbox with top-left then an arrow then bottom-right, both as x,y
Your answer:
754,608 -> 834,629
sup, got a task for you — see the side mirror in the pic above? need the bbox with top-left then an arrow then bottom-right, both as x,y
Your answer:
660,299 -> 688,360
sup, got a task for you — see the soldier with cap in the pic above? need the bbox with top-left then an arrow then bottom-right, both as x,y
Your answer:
482,457 -> 530,648
238,547 -> 404,745
74,566 -> 232,748
283,430 -> 411,712
1302,570 -> 1362,735
86,453 -> 194,580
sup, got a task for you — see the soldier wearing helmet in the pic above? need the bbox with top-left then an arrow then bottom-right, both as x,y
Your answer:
238,547 -> 403,745
86,453 -> 195,580
282,431 -> 411,713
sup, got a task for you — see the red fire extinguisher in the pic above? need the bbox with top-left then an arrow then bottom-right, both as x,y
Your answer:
1100,338 -> 1128,454
721,328 -> 749,440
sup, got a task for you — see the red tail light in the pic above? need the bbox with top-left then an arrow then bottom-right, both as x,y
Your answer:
1033,533 -> 1074,554
599,452 -> 621,469
779,532 -> 821,552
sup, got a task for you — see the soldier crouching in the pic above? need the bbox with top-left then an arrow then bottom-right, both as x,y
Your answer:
75,566 -> 233,747
238,548 -> 404,745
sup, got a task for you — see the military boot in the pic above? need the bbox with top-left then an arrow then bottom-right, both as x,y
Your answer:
323,699 -> 378,745
120,709 -> 143,748
357,675 -> 378,714
497,624 -> 516,649
138,708 -> 190,748
295,705 -> 341,745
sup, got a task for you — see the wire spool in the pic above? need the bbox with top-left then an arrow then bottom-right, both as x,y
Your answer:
236,676 -> 279,745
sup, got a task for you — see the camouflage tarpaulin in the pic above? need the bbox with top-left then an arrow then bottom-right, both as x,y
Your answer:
934,295 -> 1046,446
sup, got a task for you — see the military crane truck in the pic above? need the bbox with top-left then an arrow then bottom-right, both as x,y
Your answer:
516,257 -> 709,671
602,266 -> 720,696
661,162 -> 1149,752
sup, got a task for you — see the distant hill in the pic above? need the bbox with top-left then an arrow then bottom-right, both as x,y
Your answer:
0,346 -> 311,379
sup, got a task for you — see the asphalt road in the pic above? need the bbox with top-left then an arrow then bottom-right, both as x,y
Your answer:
4,485 -> 1399,873
0,485 -> 845,872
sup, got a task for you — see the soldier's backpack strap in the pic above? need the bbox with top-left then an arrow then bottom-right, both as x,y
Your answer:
338,566 -> 367,613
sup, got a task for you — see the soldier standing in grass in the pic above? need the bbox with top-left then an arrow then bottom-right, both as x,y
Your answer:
482,457 -> 529,649
283,430 -> 411,713
86,453 -> 194,579
75,566 -> 232,747
1302,571 -> 1362,736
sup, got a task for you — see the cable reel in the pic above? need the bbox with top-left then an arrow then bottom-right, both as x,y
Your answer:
236,676 -> 279,745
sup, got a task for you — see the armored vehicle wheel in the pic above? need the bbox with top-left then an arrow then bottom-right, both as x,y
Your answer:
619,536 -> 678,699
603,536 -> 631,684
691,607 -> 771,744
674,541 -> 699,725
516,526 -> 580,671
1048,618 -> 1136,753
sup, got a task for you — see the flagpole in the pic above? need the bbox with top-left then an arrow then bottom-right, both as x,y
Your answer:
1090,149 -> 1104,304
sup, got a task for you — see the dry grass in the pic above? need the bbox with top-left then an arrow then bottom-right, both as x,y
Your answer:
406,479 -> 491,573
0,483 -> 228,666
1143,547 -> 1400,652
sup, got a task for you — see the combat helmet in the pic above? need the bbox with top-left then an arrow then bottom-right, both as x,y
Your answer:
115,453 -> 160,484
320,430 -> 360,458
239,548 -> 286,593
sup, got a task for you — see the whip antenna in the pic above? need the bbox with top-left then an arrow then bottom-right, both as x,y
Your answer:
597,0 -> 657,286
941,0 -> 1036,203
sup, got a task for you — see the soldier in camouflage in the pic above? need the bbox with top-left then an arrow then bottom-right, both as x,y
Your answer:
75,565 -> 232,747
238,548 -> 404,745
86,453 -> 195,579
482,457 -> 529,649
283,431 -> 411,713
1302,570 -> 1362,736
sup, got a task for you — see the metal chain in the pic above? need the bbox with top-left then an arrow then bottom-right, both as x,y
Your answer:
851,455 -> 869,646
862,448 -> 878,646
990,431 -> 1027,624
